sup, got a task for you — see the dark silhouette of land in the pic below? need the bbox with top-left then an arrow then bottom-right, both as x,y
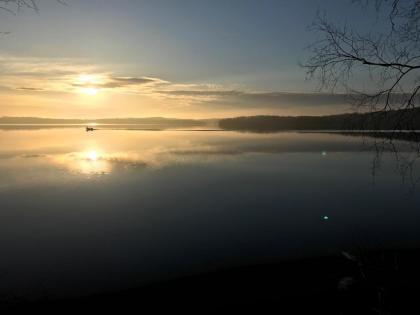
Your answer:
3,109 -> 420,137
219,108 -> 420,133
3,248 -> 420,314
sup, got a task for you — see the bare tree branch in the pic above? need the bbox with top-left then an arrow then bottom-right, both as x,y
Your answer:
0,0 -> 66,14
304,0 -> 420,188
304,0 -> 420,132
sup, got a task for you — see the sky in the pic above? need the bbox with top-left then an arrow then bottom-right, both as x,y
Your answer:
0,0 -> 379,118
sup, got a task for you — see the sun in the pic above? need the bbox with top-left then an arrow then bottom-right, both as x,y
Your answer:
74,74 -> 102,96
86,150 -> 98,161
81,87 -> 99,96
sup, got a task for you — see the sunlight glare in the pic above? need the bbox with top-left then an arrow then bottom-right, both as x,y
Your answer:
75,74 -> 101,96
81,87 -> 99,96
87,150 -> 98,161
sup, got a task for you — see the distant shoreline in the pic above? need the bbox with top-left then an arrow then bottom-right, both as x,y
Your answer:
219,108 -> 420,132
3,107 -> 420,132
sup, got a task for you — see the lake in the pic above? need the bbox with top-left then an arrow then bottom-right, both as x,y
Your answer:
0,127 -> 419,300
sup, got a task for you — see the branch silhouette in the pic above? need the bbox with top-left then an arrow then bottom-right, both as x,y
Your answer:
304,0 -> 420,188
0,0 -> 66,14
304,1 -> 420,122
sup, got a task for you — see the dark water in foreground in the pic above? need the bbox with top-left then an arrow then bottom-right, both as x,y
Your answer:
0,128 -> 419,299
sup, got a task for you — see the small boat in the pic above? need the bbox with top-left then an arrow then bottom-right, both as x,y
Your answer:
86,127 -> 95,132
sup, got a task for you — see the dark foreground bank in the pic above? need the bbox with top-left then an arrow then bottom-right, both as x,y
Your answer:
3,249 -> 420,314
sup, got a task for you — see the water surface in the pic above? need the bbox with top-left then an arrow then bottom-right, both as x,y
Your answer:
0,128 -> 419,299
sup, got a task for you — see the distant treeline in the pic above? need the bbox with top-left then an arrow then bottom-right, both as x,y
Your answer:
0,117 -> 207,127
219,108 -> 420,132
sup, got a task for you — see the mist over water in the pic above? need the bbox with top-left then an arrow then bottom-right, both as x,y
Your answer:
0,128 -> 419,299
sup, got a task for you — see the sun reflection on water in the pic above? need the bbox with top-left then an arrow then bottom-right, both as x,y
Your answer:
52,148 -> 158,176
86,150 -> 98,161
54,149 -> 112,176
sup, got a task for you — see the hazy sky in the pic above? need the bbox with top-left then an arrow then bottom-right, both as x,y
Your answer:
0,0 -> 377,118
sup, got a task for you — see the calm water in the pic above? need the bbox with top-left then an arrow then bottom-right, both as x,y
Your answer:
0,128 -> 419,299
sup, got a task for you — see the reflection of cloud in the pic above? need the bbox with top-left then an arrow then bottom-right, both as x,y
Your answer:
168,147 -> 243,156
48,144 -> 240,176
166,135 -> 370,156
53,150 -> 148,176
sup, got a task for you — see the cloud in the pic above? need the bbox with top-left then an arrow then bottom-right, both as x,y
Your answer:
0,55 -> 98,93
0,57 -> 163,94
163,90 -> 242,97
112,77 -> 161,86
6,70 -> 79,78
17,87 -> 45,91
0,54 -> 353,115
159,89 -> 351,109
72,76 -> 167,89
0,55 -> 92,77
225,91 -> 351,108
